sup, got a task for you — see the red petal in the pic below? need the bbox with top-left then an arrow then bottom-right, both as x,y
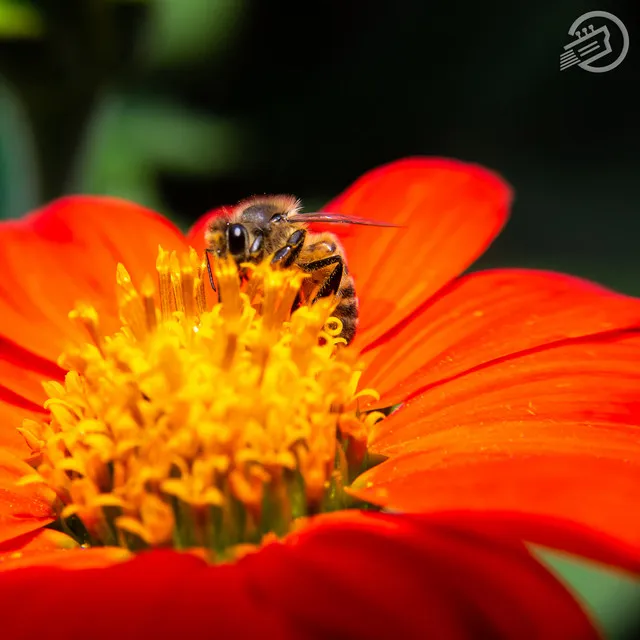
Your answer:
354,456 -> 640,571
362,269 -> 640,407
0,528 -> 78,564
257,511 -> 598,639
424,510 -> 640,576
323,158 -> 511,350
0,196 -> 187,363
0,384 -> 45,458
354,332 -> 640,569
369,330 -> 640,454
0,451 -> 55,544
0,549 -> 293,638
0,512 -> 597,639
0,336 -> 63,413
0,545 -> 129,572
0,337 -> 62,459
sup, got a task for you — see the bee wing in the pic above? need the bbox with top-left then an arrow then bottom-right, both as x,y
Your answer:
287,211 -> 401,228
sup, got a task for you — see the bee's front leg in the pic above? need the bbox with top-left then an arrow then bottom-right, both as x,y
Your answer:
271,229 -> 307,268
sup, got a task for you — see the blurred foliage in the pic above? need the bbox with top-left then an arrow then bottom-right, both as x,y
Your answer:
0,0 -> 248,221
0,1 -> 639,637
537,549 -> 640,640
0,0 -> 42,38
144,0 -> 245,66
71,93 -> 245,212
0,78 -> 39,215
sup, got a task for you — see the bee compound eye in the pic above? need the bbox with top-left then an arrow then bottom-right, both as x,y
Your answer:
227,224 -> 248,257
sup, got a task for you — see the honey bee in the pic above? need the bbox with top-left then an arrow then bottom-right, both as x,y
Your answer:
204,195 -> 396,344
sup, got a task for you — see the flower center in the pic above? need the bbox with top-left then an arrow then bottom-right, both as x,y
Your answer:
18,247 -> 384,559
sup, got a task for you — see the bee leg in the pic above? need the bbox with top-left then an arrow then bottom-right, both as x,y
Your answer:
300,255 -> 343,301
271,229 -> 306,268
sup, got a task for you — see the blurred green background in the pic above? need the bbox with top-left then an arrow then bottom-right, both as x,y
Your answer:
0,0 -> 638,636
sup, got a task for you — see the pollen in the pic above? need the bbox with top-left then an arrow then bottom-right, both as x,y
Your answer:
18,247 -> 382,559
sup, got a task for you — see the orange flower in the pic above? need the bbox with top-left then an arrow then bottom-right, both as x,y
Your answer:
0,158 -> 639,638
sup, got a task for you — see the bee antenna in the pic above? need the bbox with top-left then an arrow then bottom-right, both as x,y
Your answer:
205,249 -> 217,292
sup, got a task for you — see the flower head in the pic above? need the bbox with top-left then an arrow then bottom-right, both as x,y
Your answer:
1,158 -> 640,638
19,250 -> 383,556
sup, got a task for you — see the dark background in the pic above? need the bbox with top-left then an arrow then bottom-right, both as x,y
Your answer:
1,0 -> 638,291
0,1 -> 639,635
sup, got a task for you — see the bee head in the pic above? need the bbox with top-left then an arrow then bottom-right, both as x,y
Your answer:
237,195 -> 300,225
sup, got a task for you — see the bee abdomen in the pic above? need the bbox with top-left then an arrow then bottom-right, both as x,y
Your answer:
334,282 -> 358,344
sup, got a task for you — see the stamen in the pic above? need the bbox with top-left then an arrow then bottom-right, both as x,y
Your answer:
156,246 -> 175,321
189,247 -> 208,316
68,304 -> 103,353
141,275 -> 157,333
